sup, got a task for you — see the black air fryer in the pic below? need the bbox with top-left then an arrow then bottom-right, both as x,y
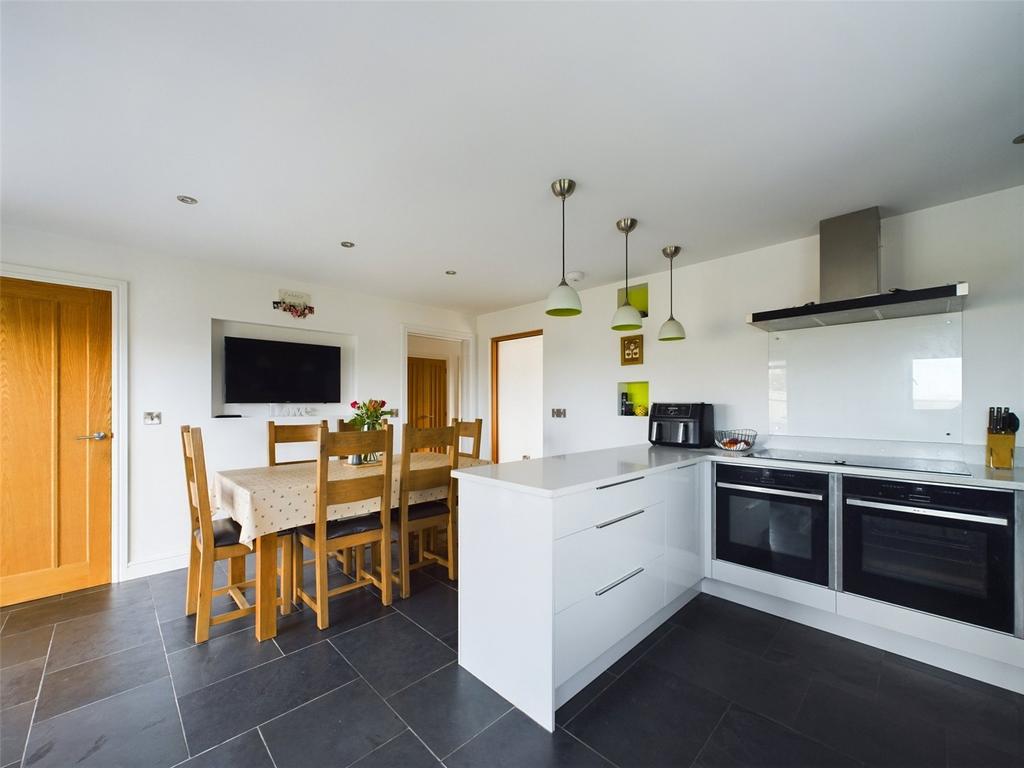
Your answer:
648,403 -> 715,448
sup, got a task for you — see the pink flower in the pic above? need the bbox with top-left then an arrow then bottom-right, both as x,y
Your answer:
350,400 -> 359,408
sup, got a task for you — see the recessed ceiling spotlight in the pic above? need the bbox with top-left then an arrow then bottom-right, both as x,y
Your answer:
445,270 -> 457,276
339,241 -> 356,248
1013,133 -> 1024,145
176,195 -> 198,205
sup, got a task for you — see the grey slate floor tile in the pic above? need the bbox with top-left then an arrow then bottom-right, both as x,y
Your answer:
330,612 -> 455,697
177,640 -> 356,754
167,627 -> 281,697
695,705 -> 861,768
349,729 -> 440,767
566,659 -> 729,768
794,679 -> 946,768
260,679 -> 404,767
447,709 -> 613,768
386,664 -> 511,759
22,677 -> 186,768
176,729 -> 275,768
46,599 -> 161,672
35,640 -> 168,722
0,625 -> 54,670
0,699 -> 34,767
0,657 -> 45,711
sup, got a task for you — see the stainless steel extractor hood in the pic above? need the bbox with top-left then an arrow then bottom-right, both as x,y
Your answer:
747,206 -> 967,331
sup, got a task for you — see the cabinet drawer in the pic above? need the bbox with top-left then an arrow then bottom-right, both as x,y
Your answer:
554,474 -> 663,539
554,502 -> 665,613
554,556 -> 665,686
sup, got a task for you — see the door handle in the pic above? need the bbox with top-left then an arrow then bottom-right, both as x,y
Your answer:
76,432 -> 109,441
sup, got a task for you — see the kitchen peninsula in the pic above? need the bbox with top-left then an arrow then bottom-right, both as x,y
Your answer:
453,444 -> 1024,732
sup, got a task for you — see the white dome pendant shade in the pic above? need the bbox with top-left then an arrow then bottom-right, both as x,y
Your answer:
611,217 -> 643,331
658,245 -> 686,341
611,302 -> 643,331
546,280 -> 582,316
545,179 -> 582,317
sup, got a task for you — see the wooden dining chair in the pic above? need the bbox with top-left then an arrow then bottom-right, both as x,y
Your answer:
294,424 -> 394,629
453,417 -> 483,459
331,418 -> 388,575
393,424 -> 459,598
267,420 -> 329,466
181,425 -> 293,643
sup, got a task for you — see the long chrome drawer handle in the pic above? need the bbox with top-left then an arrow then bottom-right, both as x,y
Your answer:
716,481 -> 823,502
595,567 -> 645,596
596,508 -> 645,529
846,498 -> 1008,526
596,476 -> 643,490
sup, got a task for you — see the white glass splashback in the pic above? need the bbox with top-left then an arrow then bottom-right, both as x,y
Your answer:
768,313 -> 962,443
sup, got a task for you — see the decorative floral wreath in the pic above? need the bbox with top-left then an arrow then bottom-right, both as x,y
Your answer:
272,300 -> 315,318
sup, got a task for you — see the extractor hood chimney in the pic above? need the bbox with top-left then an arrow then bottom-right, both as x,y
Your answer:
819,206 -> 880,302
747,206 -> 966,331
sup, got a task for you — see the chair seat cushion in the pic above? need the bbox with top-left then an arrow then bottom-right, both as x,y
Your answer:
297,515 -> 383,540
196,518 -> 244,548
391,500 -> 449,523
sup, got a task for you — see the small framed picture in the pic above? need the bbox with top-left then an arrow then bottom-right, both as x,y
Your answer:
620,334 -> 643,366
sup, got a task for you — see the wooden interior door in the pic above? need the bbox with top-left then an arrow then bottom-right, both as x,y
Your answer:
407,357 -> 447,450
1,277 -> 112,606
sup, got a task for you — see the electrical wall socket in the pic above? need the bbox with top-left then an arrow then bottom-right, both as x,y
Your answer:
551,408 -> 567,418
143,411 -> 162,425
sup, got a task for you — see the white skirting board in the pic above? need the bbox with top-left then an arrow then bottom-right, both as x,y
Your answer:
701,578 -> 1024,695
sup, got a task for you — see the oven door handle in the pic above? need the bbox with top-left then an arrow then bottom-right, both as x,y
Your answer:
846,498 -> 1009,526
716,481 -> 823,502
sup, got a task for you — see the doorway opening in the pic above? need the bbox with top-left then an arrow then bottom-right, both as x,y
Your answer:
407,335 -> 463,450
490,330 -> 543,463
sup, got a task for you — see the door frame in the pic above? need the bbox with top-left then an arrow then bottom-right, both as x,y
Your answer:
490,329 -> 543,464
1,263 -> 128,585
400,324 -> 476,437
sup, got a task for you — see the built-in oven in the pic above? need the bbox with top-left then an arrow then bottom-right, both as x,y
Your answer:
842,476 -> 1015,634
715,464 -> 830,586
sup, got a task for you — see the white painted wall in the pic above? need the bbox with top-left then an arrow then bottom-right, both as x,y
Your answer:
496,334 -> 543,461
1,225 -> 474,578
474,186 -> 1024,461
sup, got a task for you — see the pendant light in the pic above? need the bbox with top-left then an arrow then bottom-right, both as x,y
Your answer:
610,217 -> 643,331
545,179 -> 582,317
658,245 -> 686,341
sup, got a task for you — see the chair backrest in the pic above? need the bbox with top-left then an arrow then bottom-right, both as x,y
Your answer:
399,424 -> 457,508
180,425 -> 214,546
452,418 -> 483,459
314,423 -> 394,538
337,418 -> 389,432
268,420 -> 329,466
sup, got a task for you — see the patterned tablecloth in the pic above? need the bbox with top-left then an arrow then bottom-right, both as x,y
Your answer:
215,454 -> 487,546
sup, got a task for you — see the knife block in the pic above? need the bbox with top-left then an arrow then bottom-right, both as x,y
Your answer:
986,433 -> 1015,470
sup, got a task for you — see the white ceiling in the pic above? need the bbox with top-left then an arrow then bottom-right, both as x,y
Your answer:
2,2 -> 1022,314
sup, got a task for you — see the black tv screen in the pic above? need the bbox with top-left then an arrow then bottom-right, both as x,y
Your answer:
224,336 -> 341,403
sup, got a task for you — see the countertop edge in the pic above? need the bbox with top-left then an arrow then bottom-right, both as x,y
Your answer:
452,446 -> 1024,497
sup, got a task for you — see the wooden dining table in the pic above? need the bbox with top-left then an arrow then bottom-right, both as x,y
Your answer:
215,453 -> 487,640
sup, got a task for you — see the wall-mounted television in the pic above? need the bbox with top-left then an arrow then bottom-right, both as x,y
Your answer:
224,336 -> 341,403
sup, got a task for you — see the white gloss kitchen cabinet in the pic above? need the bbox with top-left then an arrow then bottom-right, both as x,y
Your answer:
455,451 -> 704,731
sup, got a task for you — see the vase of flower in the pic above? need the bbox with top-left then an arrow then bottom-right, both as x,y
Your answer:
349,398 -> 392,463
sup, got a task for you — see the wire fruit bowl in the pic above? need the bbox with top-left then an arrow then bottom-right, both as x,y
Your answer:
715,429 -> 757,452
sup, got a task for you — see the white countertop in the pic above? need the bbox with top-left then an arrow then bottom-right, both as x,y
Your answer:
452,443 -> 1024,497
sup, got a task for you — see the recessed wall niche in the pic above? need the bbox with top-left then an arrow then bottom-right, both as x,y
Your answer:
210,318 -> 357,418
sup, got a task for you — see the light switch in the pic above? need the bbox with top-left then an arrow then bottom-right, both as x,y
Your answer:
551,408 -> 567,418
143,411 -> 162,425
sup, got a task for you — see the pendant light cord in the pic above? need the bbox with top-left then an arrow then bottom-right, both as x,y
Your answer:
669,256 -> 674,319
624,231 -> 630,299
561,194 -> 567,284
